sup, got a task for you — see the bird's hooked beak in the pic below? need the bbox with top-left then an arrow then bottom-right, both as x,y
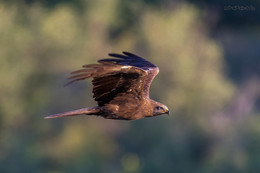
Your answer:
162,105 -> 169,116
165,108 -> 170,116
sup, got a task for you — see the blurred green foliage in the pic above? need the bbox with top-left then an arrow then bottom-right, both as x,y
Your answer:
0,0 -> 259,173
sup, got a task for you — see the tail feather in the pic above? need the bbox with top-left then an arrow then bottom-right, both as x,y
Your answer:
44,107 -> 100,119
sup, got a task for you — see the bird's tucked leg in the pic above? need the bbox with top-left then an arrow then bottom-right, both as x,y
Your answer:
44,106 -> 100,119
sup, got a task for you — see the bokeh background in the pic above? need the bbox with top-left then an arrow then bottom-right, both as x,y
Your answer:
0,0 -> 259,172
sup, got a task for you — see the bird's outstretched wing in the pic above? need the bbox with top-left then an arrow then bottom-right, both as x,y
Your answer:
65,52 -> 159,106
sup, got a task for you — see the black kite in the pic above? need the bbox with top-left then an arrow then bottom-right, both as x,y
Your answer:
45,52 -> 169,120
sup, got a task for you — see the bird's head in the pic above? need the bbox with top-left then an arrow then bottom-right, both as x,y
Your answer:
152,102 -> 169,116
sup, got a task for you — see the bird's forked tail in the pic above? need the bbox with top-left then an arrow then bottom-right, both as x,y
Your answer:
44,107 -> 100,119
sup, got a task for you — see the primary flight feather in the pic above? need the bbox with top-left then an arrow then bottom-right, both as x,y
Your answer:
45,52 -> 169,120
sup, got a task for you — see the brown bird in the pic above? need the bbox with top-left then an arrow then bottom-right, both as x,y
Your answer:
45,52 -> 169,120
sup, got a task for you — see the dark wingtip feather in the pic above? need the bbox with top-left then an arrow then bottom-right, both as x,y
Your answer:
64,77 -> 86,87
67,73 -> 90,80
98,59 -> 125,64
122,51 -> 143,59
71,69 -> 90,74
122,51 -> 133,55
64,81 -> 74,87
108,53 -> 131,59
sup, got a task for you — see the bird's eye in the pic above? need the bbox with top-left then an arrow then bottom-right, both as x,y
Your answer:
156,106 -> 161,110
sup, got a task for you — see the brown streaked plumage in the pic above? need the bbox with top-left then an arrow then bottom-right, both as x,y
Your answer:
45,52 -> 169,120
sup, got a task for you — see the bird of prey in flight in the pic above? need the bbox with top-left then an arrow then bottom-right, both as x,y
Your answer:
45,52 -> 169,120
